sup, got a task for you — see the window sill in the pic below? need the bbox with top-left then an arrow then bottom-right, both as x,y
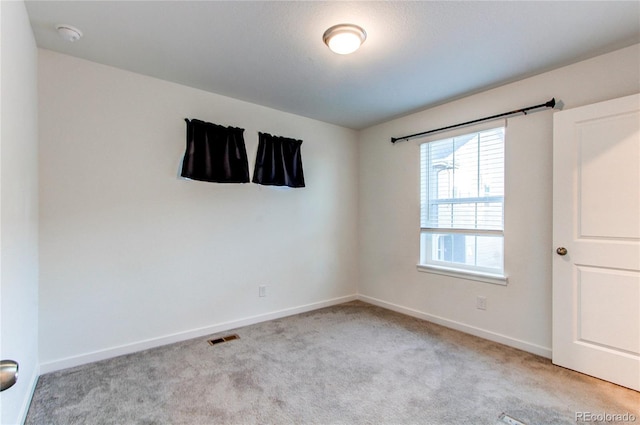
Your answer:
417,264 -> 508,286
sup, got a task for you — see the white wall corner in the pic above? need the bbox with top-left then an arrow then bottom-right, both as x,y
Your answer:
39,294 -> 358,374
357,294 -> 552,359
16,365 -> 40,424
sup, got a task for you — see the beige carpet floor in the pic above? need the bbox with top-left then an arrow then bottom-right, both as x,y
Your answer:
26,301 -> 639,424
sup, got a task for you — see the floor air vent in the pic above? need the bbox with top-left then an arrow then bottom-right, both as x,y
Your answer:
498,413 -> 527,425
207,334 -> 240,346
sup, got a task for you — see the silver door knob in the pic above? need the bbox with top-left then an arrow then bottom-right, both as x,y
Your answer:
0,360 -> 18,391
556,247 -> 568,256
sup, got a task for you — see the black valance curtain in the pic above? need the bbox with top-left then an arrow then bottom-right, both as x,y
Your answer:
181,119 -> 250,183
252,132 -> 305,188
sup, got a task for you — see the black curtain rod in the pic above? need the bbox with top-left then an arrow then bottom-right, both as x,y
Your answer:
391,98 -> 556,144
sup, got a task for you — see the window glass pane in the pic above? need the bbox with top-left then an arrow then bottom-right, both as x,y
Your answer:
432,203 -> 452,227
419,127 -> 505,275
421,231 -> 503,273
452,203 -> 476,228
474,234 -> 503,270
421,127 -> 504,231
476,203 -> 503,230
453,134 -> 479,199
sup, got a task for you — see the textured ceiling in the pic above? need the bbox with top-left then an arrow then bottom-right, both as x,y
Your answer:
25,1 -> 640,129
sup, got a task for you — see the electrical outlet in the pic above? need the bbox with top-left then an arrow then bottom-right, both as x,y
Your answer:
476,296 -> 487,310
258,285 -> 267,297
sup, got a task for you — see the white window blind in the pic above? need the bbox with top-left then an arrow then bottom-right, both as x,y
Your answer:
420,127 -> 505,276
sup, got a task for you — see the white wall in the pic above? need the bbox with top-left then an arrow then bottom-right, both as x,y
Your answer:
0,1 -> 40,423
38,50 -> 359,371
32,29 -> 640,378
358,44 -> 640,357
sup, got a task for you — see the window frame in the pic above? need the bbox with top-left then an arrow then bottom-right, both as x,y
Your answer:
417,124 -> 508,285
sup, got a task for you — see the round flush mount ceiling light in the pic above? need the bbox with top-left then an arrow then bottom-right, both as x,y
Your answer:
56,25 -> 83,42
323,24 -> 366,55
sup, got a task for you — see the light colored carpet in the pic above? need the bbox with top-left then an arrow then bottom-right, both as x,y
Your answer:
26,301 -> 639,424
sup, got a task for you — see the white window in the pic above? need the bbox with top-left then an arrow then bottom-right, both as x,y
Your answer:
419,127 -> 505,280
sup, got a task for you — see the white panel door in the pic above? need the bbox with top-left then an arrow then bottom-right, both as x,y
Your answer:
553,93 -> 640,391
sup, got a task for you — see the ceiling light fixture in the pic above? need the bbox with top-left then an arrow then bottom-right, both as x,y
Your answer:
56,25 -> 83,42
323,24 -> 366,55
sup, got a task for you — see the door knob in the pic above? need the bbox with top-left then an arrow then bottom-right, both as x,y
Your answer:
0,360 -> 18,391
556,247 -> 568,256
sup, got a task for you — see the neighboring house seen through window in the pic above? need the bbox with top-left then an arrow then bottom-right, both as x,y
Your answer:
419,127 -> 505,279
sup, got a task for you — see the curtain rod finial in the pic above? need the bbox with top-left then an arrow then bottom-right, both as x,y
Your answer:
552,99 -> 565,111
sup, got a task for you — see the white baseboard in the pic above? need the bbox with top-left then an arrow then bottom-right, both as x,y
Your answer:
39,294 -> 358,374
17,364 -> 39,425
39,293 -> 551,374
357,294 -> 552,359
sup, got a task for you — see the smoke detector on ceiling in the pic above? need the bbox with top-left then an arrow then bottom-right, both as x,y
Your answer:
56,25 -> 83,42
